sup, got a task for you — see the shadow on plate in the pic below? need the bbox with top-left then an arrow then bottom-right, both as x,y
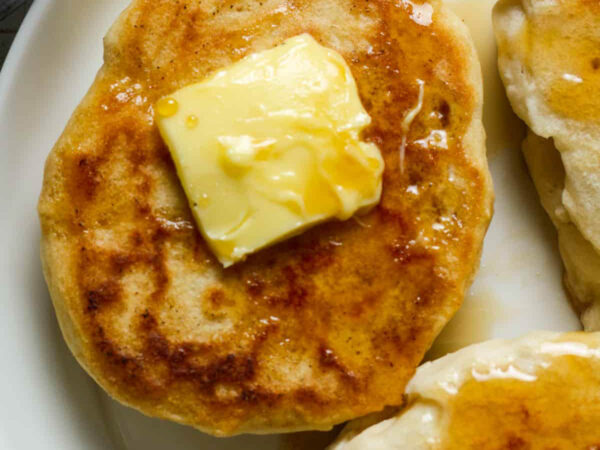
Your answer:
30,233 -> 115,448
100,393 -> 342,450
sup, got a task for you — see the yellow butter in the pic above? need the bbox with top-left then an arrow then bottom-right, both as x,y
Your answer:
155,34 -> 384,267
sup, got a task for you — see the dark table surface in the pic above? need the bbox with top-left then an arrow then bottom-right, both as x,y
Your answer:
0,1 -> 33,70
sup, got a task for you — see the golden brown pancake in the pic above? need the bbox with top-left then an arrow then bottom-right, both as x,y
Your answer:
38,0 -> 492,436
330,331 -> 600,449
494,0 -> 600,330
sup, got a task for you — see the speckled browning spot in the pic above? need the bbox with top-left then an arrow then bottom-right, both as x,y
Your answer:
71,156 -> 103,201
86,282 -> 120,313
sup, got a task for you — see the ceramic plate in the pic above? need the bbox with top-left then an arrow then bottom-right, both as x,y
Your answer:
0,0 -> 581,448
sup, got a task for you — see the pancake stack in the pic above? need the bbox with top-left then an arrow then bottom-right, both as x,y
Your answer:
494,0 -> 600,330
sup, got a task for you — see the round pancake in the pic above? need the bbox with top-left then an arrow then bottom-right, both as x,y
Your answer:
330,331 -> 600,449
38,0 -> 493,436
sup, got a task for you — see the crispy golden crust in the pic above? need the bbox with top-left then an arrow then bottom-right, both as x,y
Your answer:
39,0 -> 492,436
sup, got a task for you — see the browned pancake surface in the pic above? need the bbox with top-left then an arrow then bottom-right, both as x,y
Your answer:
39,0 -> 492,436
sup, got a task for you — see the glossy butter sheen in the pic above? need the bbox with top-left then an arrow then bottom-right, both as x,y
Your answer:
155,34 -> 384,267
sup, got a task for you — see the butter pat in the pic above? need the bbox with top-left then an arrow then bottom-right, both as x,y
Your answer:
155,34 -> 384,267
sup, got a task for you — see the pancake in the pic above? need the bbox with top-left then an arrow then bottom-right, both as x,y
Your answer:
522,132 -> 600,330
38,0 -> 493,436
330,331 -> 600,449
493,0 -> 600,330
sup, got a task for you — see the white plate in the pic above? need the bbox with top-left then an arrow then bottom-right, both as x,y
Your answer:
0,0 -> 581,449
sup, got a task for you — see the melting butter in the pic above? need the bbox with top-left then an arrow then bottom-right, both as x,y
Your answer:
155,97 -> 178,117
399,79 -> 425,172
155,34 -> 384,267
